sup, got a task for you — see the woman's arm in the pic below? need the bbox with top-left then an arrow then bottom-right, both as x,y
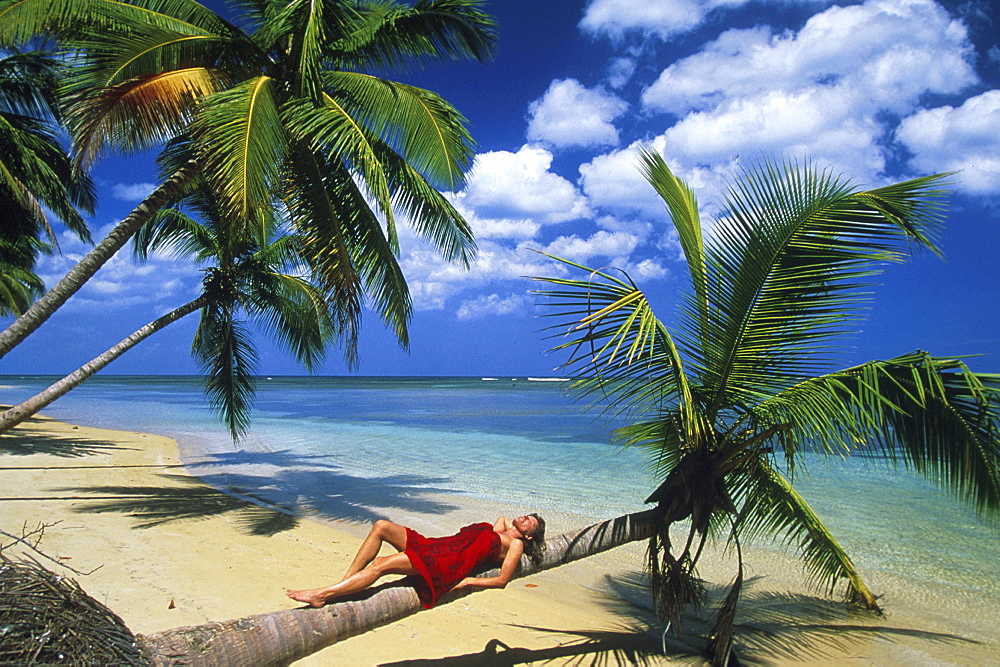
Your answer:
453,539 -> 524,591
493,516 -> 512,532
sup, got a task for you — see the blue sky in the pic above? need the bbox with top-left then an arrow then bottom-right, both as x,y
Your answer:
3,0 -> 999,377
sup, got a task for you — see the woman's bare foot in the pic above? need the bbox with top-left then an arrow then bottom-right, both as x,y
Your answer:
285,588 -> 329,608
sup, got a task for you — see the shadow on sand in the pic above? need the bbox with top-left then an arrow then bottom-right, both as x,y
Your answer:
0,418 -> 129,458
380,571 -> 978,666
57,448 -> 462,535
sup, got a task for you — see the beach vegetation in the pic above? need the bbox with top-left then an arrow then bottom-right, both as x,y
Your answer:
0,0 -> 494,362
532,150 -> 1000,665
0,178 -> 337,438
0,48 -> 95,315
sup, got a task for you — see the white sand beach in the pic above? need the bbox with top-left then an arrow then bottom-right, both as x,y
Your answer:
1,414 -> 996,664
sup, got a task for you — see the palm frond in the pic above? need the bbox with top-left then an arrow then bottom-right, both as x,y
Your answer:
131,206 -> 214,262
282,146 -> 367,364
693,160 -> 950,416
0,49 -> 62,120
532,254 -> 702,444
192,299 -> 258,440
637,147 -> 705,308
0,0 -> 238,46
324,71 -> 475,190
0,251 -> 45,315
65,66 -> 221,167
245,271 -> 335,372
283,93 -> 394,228
372,136 -> 475,264
193,76 -> 286,230
0,112 -> 94,242
328,0 -> 496,72
729,457 -> 880,611
763,352 -> 1000,521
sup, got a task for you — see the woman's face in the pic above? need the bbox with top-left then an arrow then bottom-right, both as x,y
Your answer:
513,514 -> 539,538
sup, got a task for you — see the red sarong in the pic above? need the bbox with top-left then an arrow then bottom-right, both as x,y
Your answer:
405,522 -> 501,608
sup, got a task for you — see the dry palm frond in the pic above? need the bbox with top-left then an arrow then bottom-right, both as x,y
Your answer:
0,553 -> 145,664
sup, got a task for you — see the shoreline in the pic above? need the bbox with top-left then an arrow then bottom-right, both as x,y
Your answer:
2,414 -> 996,664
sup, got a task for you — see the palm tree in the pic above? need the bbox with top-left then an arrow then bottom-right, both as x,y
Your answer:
531,150 -> 1000,664
0,0 -> 494,359
0,181 -> 336,438
0,48 -> 95,314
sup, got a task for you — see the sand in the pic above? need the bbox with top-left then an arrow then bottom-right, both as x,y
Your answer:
1,414 -> 997,665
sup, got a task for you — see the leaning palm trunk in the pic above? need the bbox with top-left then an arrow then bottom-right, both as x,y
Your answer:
137,509 -> 660,666
0,160 -> 200,359
0,296 -> 207,433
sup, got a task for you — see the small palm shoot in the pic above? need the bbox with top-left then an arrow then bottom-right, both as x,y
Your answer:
533,150 -> 1000,665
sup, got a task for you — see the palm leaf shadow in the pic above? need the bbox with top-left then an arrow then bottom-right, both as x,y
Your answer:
0,419 -> 128,458
385,570 -> 979,666
589,571 -> 979,664
55,474 -> 299,536
378,624 -> 670,666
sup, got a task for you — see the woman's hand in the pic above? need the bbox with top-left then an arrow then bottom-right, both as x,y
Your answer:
452,578 -> 473,591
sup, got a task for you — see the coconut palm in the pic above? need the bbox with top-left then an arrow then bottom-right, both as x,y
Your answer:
0,181 -> 336,438
0,48 -> 95,315
531,150 -> 1000,664
0,0 -> 494,359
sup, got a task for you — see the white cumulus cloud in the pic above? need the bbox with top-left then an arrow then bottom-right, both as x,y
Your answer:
897,90 -> 1000,194
454,146 -> 591,224
527,79 -> 629,148
631,0 -> 979,186
580,0 -> 753,40
456,293 -> 530,320
111,182 -> 158,201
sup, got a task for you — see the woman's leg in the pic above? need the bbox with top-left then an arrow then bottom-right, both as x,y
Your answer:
286,552 -> 417,607
343,519 -> 409,579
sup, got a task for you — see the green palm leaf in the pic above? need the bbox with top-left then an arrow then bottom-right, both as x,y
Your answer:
194,76 -> 286,231
245,271 -> 335,372
637,147 -> 705,308
192,299 -> 258,439
329,0 -> 496,71
372,136 -> 475,263
763,352 -> 1000,519
692,160 -> 949,416
533,254 -> 703,446
324,71 -> 475,190
283,93 -> 395,227
729,458 -> 880,610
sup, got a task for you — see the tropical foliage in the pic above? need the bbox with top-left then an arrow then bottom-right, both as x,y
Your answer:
0,179 -> 336,438
0,48 -> 94,315
0,0 -> 494,360
533,150 -> 1000,664
136,183 -> 338,437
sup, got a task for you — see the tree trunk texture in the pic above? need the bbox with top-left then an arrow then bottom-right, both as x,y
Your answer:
0,160 -> 200,359
138,508 -> 660,666
0,297 -> 206,433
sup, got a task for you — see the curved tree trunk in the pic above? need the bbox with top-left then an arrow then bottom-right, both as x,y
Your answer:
138,508 -> 660,666
0,296 -> 207,434
0,160 -> 200,359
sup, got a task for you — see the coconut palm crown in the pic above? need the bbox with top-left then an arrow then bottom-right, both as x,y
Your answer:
134,180 -> 337,437
533,149 -> 1000,664
0,0 -> 494,362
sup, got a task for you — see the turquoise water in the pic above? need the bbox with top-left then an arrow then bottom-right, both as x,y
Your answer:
1,375 -> 996,598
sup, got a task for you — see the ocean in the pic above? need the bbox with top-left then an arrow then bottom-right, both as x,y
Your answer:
1,374 -> 996,602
